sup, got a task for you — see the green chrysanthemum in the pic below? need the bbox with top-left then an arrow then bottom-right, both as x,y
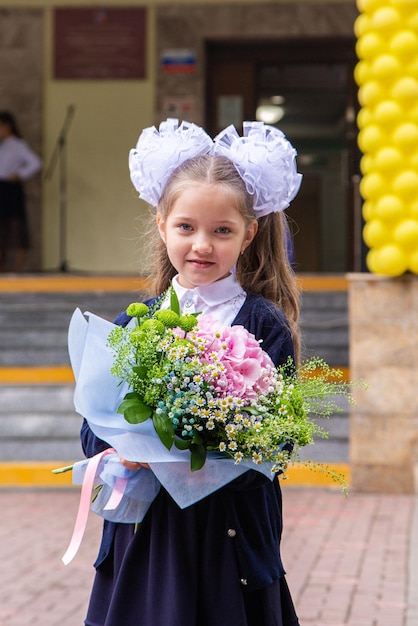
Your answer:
129,328 -> 146,346
154,309 -> 181,328
126,302 -> 149,318
178,314 -> 198,332
141,318 -> 165,335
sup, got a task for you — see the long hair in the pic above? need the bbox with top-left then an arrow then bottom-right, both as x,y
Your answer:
0,111 -> 21,137
145,154 -> 301,361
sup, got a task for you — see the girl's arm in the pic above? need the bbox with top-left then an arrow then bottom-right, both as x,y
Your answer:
15,141 -> 42,180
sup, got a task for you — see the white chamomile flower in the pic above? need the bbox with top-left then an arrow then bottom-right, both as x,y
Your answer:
234,451 -> 243,464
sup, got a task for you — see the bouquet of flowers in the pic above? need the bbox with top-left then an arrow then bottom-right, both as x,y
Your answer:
57,294 -> 362,563
107,290 -> 352,476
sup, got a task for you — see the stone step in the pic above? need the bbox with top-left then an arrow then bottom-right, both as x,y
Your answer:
0,289 -> 349,366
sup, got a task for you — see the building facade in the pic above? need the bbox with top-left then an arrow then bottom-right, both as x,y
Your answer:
0,1 -> 359,274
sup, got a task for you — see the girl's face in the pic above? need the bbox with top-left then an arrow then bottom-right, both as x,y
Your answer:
157,183 -> 258,289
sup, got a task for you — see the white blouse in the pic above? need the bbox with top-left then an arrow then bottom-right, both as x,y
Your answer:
0,136 -> 42,181
168,274 -> 246,326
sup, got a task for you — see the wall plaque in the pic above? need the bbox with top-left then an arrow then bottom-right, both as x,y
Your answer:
54,8 -> 146,79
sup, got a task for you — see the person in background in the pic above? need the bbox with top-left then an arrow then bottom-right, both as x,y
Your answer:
0,111 -> 42,272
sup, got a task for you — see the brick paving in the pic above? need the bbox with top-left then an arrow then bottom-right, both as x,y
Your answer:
1,487 -> 417,626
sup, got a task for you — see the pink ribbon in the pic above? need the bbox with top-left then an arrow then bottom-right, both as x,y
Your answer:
104,476 -> 129,511
62,448 -> 125,565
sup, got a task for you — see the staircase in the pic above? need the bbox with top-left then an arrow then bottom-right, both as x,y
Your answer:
0,275 -> 350,464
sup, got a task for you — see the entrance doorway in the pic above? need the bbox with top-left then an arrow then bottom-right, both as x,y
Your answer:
206,38 -> 358,273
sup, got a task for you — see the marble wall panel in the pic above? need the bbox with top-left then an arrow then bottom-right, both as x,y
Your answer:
349,275 -> 418,493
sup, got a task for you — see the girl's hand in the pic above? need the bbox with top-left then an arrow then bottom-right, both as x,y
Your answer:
119,455 -> 150,471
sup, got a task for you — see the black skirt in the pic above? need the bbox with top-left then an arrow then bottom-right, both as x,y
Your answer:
85,483 -> 300,626
0,180 -> 29,248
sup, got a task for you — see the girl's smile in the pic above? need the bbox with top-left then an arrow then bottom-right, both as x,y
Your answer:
157,183 -> 257,289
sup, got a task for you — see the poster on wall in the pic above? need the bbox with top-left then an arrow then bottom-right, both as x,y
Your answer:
54,8 -> 146,79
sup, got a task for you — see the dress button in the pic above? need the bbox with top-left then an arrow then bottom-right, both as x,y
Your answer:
185,299 -> 193,308
240,578 -> 248,586
227,528 -> 236,537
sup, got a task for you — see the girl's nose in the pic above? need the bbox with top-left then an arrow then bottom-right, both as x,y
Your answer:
192,236 -> 212,255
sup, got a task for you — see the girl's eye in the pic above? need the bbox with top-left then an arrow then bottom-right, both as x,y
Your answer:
216,226 -> 231,234
179,223 -> 193,231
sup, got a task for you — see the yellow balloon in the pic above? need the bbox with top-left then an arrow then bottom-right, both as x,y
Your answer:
371,7 -> 402,34
362,200 -> 375,221
392,76 -> 418,102
394,218 -> 418,248
409,151 -> 418,170
360,172 -> 387,200
393,170 -> 418,197
354,14 -> 371,38
390,30 -> 418,57
375,194 -> 405,220
354,61 -> 372,86
374,146 -> 404,172
368,244 -> 408,276
356,33 -> 385,60
409,103 -> 418,124
363,219 -> 391,247
357,107 -> 374,129
372,54 -> 401,81
410,199 -> 418,219
408,12 -> 418,34
358,125 -> 386,153
393,122 -> 418,151
360,154 -> 374,175
357,0 -> 382,14
359,81 -> 386,107
390,0 -> 418,15
408,57 -> 418,79
373,100 -> 403,127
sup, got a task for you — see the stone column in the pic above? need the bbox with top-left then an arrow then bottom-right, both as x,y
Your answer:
348,274 -> 418,494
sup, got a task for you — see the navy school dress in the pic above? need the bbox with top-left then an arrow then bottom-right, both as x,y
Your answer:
81,293 -> 300,626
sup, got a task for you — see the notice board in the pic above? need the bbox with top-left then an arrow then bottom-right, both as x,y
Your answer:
54,8 -> 146,79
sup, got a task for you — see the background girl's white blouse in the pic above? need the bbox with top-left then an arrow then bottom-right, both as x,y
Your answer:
0,135 -> 42,180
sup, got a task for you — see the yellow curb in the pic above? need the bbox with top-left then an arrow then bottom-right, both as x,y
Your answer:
0,462 -> 75,487
0,274 -> 347,293
0,365 -> 75,384
297,275 -> 348,291
281,463 -> 350,489
0,461 -> 350,489
0,275 -> 149,293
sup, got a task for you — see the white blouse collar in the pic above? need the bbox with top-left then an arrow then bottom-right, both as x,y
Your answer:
172,273 -> 245,309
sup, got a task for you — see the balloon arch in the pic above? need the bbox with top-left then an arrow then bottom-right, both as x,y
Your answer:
355,0 -> 418,276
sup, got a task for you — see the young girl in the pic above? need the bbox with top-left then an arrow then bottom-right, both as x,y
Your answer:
0,111 -> 42,272
81,119 -> 302,626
